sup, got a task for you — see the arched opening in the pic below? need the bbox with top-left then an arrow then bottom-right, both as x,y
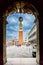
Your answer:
3,1 -> 39,65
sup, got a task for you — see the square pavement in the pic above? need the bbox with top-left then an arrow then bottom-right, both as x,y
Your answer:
4,58 -> 36,65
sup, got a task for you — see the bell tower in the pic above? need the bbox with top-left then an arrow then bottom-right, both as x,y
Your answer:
19,17 -> 23,45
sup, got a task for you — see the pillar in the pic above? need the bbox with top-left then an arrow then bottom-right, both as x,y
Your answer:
3,17 -> 7,64
35,18 -> 40,65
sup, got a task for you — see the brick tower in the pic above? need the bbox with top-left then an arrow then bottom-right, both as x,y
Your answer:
19,17 -> 23,45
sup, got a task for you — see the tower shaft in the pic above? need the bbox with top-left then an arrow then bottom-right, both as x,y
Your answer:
19,31 -> 23,45
19,17 -> 23,45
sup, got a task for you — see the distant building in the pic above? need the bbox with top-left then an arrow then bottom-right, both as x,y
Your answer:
14,38 -> 19,45
6,40 -> 14,46
28,24 -> 37,47
6,38 -> 19,46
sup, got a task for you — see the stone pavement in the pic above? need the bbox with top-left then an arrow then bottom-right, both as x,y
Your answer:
4,58 -> 36,65
6,45 -> 33,58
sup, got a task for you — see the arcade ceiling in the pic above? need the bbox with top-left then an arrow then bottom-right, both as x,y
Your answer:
0,0 -> 42,19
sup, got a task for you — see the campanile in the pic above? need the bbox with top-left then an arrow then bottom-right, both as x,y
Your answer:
19,17 -> 23,45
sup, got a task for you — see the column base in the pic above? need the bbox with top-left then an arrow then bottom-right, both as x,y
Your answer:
3,57 -> 7,64
36,59 -> 40,65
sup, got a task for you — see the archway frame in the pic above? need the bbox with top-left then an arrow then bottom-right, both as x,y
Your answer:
3,1 -> 40,65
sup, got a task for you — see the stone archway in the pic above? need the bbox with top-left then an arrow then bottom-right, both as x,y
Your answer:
3,1 -> 39,65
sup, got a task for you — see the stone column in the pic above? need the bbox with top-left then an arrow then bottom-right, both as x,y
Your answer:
3,17 -> 7,64
35,18 -> 40,65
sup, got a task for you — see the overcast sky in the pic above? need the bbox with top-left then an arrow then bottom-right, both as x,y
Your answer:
6,13 -> 35,41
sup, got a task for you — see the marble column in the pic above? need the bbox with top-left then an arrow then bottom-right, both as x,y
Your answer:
3,17 -> 7,64
35,18 -> 40,65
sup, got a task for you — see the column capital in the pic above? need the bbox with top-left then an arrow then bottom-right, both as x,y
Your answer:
34,17 -> 39,25
2,16 -> 8,24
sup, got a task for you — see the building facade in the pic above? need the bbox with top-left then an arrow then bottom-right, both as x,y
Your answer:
28,24 -> 37,47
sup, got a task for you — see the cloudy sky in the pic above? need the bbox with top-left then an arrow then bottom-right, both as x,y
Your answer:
6,13 -> 35,41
